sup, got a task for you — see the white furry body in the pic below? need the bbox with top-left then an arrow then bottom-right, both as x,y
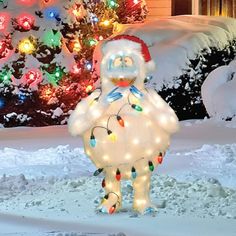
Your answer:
83,91 -> 170,179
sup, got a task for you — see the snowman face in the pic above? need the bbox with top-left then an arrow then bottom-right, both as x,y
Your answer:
103,51 -> 141,88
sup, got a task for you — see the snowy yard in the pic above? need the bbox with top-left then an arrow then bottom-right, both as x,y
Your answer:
0,119 -> 236,236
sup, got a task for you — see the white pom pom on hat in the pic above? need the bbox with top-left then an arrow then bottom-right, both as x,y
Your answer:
103,34 -> 155,72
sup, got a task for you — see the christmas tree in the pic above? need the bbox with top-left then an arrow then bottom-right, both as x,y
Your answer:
0,0 -> 147,127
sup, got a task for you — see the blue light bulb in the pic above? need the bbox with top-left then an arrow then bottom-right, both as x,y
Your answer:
90,135 -> 96,148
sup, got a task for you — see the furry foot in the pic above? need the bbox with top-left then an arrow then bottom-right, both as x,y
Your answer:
133,203 -> 158,215
97,193 -> 121,214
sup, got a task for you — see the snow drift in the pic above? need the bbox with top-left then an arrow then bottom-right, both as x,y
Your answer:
201,60 -> 236,120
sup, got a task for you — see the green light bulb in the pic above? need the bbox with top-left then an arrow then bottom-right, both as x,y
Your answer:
131,104 -> 143,112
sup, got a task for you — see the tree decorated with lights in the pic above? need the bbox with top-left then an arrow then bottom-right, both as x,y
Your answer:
0,0 -> 147,127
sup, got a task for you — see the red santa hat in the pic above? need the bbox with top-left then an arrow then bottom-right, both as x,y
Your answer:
104,34 -> 155,72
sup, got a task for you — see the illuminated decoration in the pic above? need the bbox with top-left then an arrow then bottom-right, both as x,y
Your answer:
69,39 -> 82,53
89,38 -> 98,47
18,38 -> 36,54
90,134 -> 96,147
131,104 -> 143,112
21,69 -> 43,89
0,69 -> 12,85
39,86 -> 54,101
71,3 -> 87,20
43,30 -> 61,48
0,12 -> 10,31
68,35 -> 179,214
40,0 -> 56,7
156,153 -> 163,164
131,166 -> 137,179
16,0 -> 36,7
44,7 -> 60,20
0,97 -> 5,109
117,115 -> 125,127
71,64 -> 81,75
148,161 -> 154,172
115,169 -> 121,181
44,67 -> 64,86
93,168 -> 104,176
85,61 -> 92,71
102,178 -> 106,188
18,92 -> 27,103
0,0 -> 148,128
100,19 -> 111,27
16,13 -> 35,31
0,40 -> 11,60
107,0 -> 118,8
86,85 -> 93,93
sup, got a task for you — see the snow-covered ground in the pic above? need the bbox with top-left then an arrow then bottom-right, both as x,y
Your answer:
0,118 -> 236,236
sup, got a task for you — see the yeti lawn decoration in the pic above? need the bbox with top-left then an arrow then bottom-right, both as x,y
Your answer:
68,35 -> 179,214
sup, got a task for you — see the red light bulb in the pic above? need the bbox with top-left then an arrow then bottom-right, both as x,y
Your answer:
117,116 -> 125,127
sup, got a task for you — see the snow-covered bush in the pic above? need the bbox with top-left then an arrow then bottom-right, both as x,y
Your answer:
109,15 -> 236,120
201,60 -> 236,120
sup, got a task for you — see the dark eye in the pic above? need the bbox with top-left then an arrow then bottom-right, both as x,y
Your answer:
124,57 -> 133,67
113,57 -> 122,67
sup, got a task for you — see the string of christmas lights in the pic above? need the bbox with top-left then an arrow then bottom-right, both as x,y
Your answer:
0,0 -> 147,127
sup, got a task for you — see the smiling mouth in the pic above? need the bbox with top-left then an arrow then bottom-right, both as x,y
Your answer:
111,78 -> 136,87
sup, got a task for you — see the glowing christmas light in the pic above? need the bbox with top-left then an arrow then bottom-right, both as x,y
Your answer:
18,38 -> 35,54
0,13 -> 10,31
0,69 -> 11,85
71,3 -> 86,20
102,178 -> 106,188
18,93 -> 27,103
44,67 -> 64,86
44,7 -> 60,20
0,97 -> 5,109
130,85 -> 143,99
93,168 -> 104,176
72,39 -> 82,52
131,166 -> 137,179
39,87 -> 54,101
116,169 -> 121,181
131,104 -> 143,112
85,62 -> 92,71
156,153 -> 163,164
43,30 -> 61,48
71,64 -> 81,74
117,115 -> 125,127
0,40 -> 10,59
16,0 -> 36,6
107,0 -> 118,8
17,14 -> 35,31
22,69 -> 43,87
90,134 -> 96,147
98,35 -> 104,41
148,161 -> 154,172
107,130 -> 117,142
86,85 -> 93,93
89,38 -> 98,47
109,204 -> 116,214
100,20 -> 111,27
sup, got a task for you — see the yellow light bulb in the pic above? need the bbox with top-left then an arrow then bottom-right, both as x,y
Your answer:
73,41 -> 81,52
101,20 -> 110,26
18,39 -> 35,54
108,133 -> 117,142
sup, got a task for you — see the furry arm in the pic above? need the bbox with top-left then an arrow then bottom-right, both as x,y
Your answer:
68,91 -> 109,136
144,89 -> 180,134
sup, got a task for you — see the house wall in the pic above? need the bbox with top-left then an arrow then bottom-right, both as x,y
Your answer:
146,0 -> 172,19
